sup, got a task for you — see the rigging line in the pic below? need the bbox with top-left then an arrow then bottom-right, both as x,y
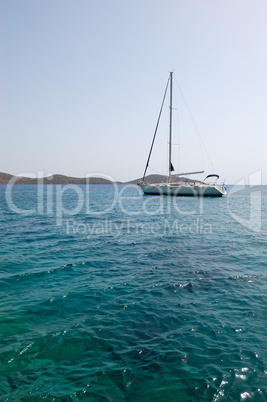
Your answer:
173,76 -> 215,172
142,77 -> 170,181
148,165 -> 164,176
172,88 -> 180,174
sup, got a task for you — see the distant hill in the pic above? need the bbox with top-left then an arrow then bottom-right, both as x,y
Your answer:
0,172 -> 121,185
127,174 -> 199,184
0,172 -> 199,185
0,172 -> 14,184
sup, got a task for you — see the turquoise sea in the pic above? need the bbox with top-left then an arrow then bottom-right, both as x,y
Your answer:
0,183 -> 267,401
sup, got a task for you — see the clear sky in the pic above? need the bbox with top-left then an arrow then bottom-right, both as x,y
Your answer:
0,0 -> 266,184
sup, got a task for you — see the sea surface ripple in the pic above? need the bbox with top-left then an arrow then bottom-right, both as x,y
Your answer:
0,184 -> 267,401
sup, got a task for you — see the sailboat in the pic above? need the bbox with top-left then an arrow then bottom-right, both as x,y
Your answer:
139,72 -> 227,197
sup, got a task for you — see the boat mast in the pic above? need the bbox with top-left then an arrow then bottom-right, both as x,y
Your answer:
141,77 -> 170,182
168,71 -> 173,182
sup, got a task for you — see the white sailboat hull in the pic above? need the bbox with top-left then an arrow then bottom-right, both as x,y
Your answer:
140,183 -> 226,197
